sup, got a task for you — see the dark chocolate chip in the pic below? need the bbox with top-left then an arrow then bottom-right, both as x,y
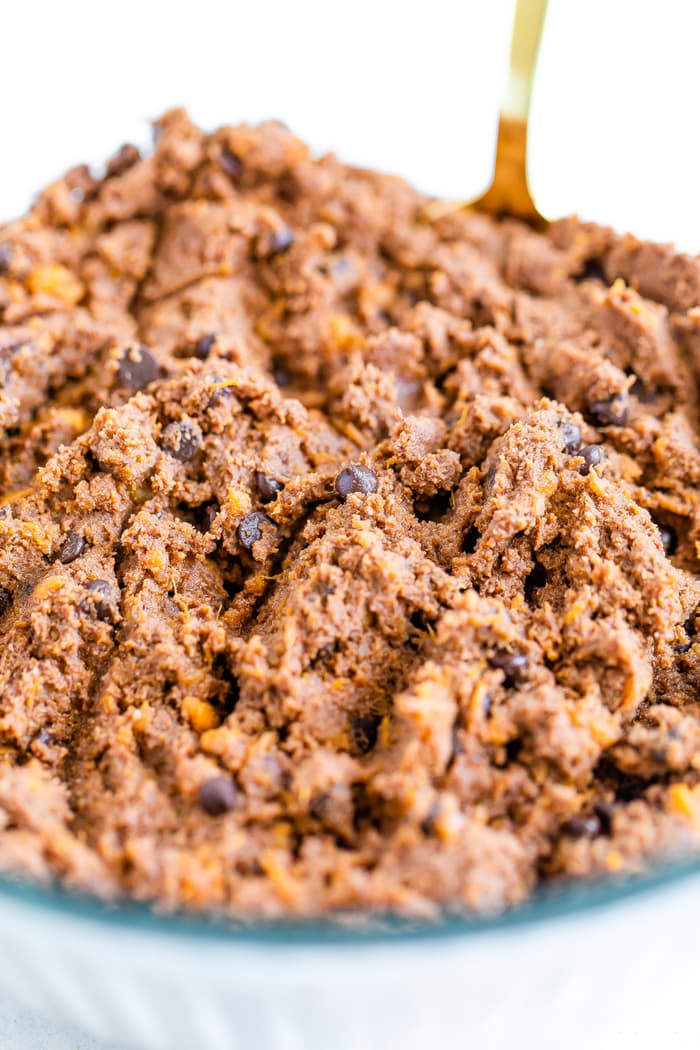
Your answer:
0,587 -> 11,616
106,143 -> 141,178
658,523 -> 677,556
208,385 -> 233,409
194,333 -> 217,360
0,242 -> 13,275
238,511 -> 272,550
57,532 -> 86,565
117,344 -> 159,392
256,471 -> 284,503
561,421 -> 582,454
350,713 -> 381,755
489,650 -> 529,686
561,815 -> 601,838
83,579 -> 115,622
268,225 -> 294,256
199,776 -> 238,816
589,396 -> 628,427
220,150 -> 242,179
161,420 -> 202,462
334,464 -> 378,499
578,445 -> 605,475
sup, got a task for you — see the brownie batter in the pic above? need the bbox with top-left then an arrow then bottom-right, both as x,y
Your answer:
1,110 -> 700,918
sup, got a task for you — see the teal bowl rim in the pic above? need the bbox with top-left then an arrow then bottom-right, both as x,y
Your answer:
0,853 -> 698,945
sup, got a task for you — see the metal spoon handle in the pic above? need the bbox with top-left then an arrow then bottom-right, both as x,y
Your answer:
504,0 -> 548,122
472,0 -> 549,223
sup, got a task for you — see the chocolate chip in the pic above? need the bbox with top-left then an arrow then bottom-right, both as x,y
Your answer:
562,815 -> 601,838
238,511 -> 272,550
256,472 -> 283,503
0,587 -> 11,616
561,421 -> 582,454
589,395 -> 628,427
0,242 -> 13,275
220,150 -> 242,179
578,445 -> 605,475
199,776 -> 237,815
161,420 -> 202,462
83,580 -> 115,622
350,713 -> 381,755
57,532 -> 86,564
268,225 -> 294,256
106,143 -> 141,178
117,345 -> 159,392
658,523 -> 677,556
194,333 -> 216,360
207,382 -> 233,408
489,650 -> 529,686
334,464 -> 378,499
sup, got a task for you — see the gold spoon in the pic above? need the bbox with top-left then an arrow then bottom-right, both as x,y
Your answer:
472,0 -> 549,225
423,0 -> 549,226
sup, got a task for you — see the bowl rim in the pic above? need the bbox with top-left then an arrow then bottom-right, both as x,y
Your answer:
0,853 -> 698,945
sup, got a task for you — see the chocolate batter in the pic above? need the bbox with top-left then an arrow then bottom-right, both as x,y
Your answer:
1,109 -> 700,918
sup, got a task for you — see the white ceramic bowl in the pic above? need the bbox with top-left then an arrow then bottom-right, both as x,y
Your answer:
1,862 -> 699,1050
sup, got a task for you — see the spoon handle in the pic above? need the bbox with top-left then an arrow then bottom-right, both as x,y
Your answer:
503,0 -> 549,123
471,0 -> 549,223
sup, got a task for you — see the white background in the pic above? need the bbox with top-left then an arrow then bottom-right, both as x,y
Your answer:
2,0 -> 699,250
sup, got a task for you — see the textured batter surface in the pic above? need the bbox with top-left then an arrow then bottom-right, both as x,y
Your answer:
1,110 -> 700,918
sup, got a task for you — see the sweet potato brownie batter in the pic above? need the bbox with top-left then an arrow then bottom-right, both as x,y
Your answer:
1,110 -> 700,918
